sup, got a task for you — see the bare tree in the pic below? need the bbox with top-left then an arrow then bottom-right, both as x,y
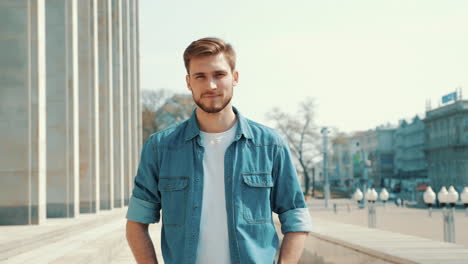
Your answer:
154,94 -> 195,130
267,98 -> 321,196
141,89 -> 171,142
141,89 -> 170,112
141,89 -> 196,142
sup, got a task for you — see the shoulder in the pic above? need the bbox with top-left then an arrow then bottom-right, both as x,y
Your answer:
146,120 -> 189,148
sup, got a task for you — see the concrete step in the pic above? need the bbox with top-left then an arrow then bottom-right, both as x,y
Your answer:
0,208 -> 128,264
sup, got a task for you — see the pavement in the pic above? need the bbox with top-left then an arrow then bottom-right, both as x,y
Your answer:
306,198 -> 468,248
111,223 -> 163,264
1,198 -> 468,263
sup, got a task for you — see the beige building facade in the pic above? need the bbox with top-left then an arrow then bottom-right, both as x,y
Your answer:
0,0 -> 141,225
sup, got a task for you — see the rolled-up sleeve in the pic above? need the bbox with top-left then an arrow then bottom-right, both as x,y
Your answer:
126,136 -> 161,224
271,142 -> 312,234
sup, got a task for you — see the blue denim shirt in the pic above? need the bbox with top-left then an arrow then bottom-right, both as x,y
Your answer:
127,107 -> 312,264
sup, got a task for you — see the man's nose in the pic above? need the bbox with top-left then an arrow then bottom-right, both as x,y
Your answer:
209,78 -> 217,89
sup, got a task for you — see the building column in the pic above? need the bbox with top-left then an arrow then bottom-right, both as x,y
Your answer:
78,0 -> 100,214
112,0 -> 124,208
98,0 -> 114,210
129,0 -> 138,192
122,0 -> 132,205
135,0 -> 142,160
45,0 -> 79,219
0,0 -> 46,225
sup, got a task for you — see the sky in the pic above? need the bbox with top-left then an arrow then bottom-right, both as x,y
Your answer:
139,0 -> 468,133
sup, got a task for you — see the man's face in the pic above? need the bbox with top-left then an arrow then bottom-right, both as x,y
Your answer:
186,53 -> 239,114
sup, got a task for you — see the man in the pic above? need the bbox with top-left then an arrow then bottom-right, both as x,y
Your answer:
126,37 -> 312,264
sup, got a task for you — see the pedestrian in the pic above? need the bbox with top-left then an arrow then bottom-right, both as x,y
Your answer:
125,37 -> 312,264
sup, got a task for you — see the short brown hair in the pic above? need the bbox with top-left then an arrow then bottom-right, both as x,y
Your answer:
183,37 -> 236,74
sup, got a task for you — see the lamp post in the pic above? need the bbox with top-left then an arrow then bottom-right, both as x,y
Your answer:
423,186 -> 436,217
461,187 -> 468,217
366,188 -> 378,228
321,127 -> 330,208
355,141 -> 369,209
438,186 -> 457,243
379,188 -> 389,208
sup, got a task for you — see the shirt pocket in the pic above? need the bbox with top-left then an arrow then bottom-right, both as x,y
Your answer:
241,173 -> 274,224
158,177 -> 189,226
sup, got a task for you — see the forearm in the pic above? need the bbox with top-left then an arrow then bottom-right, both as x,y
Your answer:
126,220 -> 158,264
278,231 -> 308,264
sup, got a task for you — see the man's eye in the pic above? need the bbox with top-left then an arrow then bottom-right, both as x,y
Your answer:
215,73 -> 225,77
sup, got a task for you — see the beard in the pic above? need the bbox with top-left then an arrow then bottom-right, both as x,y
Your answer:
193,92 -> 233,114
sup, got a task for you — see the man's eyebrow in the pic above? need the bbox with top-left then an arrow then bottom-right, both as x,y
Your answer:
192,72 -> 205,76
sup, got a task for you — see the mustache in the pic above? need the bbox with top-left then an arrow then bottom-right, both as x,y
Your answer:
202,92 -> 222,97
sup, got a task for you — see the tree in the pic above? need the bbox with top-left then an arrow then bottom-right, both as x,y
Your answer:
141,89 -> 170,143
154,94 -> 195,131
267,98 -> 321,196
141,89 -> 196,143
141,89 -> 170,112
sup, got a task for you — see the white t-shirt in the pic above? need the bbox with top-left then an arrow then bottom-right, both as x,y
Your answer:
196,122 -> 237,264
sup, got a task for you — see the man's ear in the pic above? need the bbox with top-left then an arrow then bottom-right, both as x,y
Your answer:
186,74 -> 192,91
233,71 -> 239,86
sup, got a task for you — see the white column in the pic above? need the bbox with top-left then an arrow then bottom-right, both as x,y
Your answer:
45,0 -> 79,219
78,0 -> 100,214
98,0 -> 114,210
0,0 -> 46,225
135,0 -> 142,157
122,0 -> 132,205
112,0 -> 124,208
129,0 -> 138,192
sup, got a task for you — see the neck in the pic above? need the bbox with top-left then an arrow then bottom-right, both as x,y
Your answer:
196,105 -> 237,133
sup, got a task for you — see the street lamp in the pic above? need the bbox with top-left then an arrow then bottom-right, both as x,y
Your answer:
365,188 -> 378,228
355,141 -> 370,209
438,186 -> 457,243
438,186 -> 448,207
447,186 -> 459,207
423,186 -> 436,217
353,188 -> 363,206
379,188 -> 389,208
461,187 -> 468,217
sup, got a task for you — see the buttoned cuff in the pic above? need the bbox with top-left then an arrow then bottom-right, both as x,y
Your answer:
126,196 -> 161,224
278,207 -> 312,234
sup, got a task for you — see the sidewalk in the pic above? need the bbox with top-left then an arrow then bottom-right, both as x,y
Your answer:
111,223 -> 163,264
307,198 -> 468,247
0,208 -> 128,263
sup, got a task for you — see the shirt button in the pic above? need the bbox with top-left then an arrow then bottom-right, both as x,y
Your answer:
194,205 -> 198,209
195,178 -> 199,182
192,234 -> 196,238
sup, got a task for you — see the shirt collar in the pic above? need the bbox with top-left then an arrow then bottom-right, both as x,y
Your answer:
184,106 -> 253,142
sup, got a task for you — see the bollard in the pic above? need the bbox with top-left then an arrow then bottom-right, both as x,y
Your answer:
368,202 -> 376,228
442,206 -> 456,243
333,203 -> 337,214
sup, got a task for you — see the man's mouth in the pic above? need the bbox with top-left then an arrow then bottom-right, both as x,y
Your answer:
203,94 -> 221,98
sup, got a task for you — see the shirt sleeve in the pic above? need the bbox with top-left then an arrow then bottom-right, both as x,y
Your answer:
271,142 -> 312,234
126,136 -> 161,224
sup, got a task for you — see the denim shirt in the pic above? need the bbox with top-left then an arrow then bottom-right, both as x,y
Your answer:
127,107 -> 312,264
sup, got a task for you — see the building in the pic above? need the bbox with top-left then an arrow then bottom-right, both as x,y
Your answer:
424,100 -> 468,192
393,116 -> 428,194
0,0 -> 141,225
331,125 -> 395,189
330,136 -> 353,187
